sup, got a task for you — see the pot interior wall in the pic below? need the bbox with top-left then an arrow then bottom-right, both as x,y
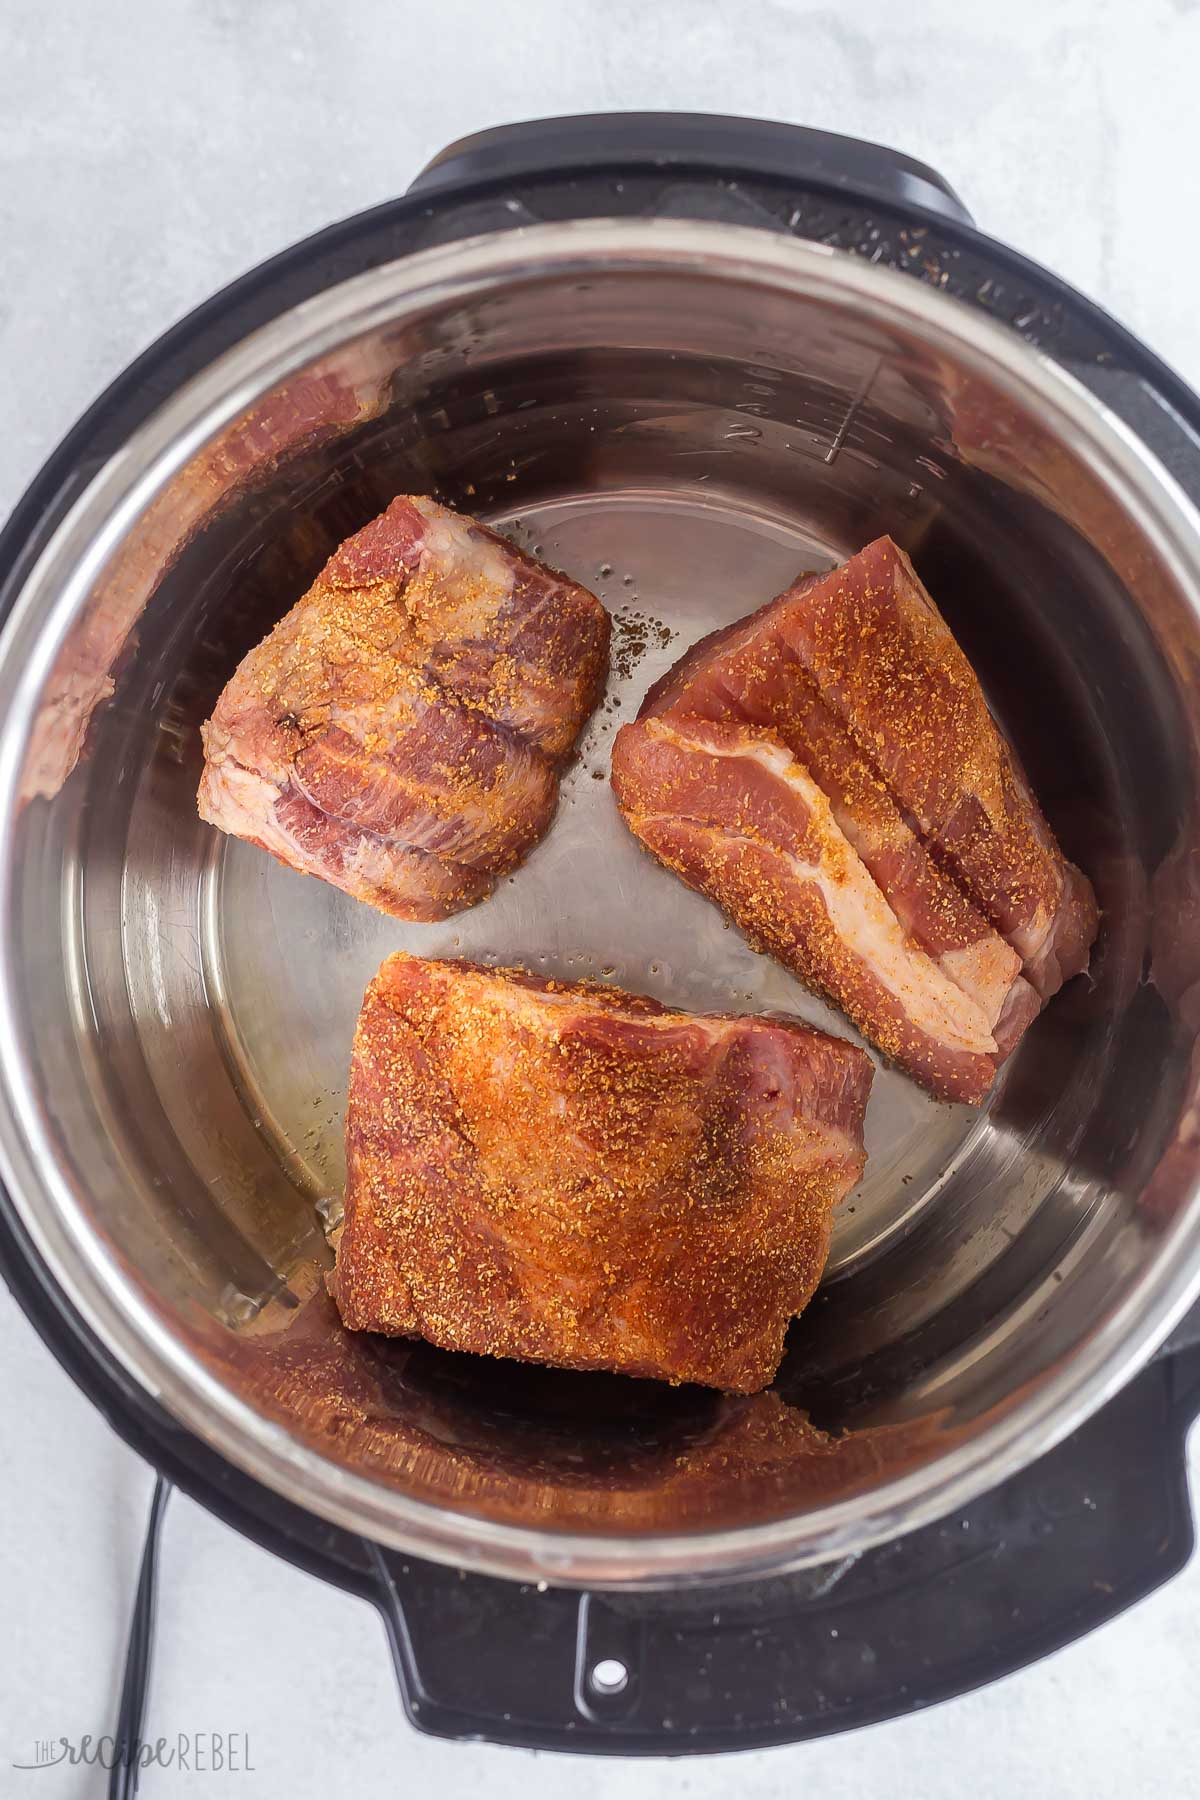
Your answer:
8,251 -> 1200,1542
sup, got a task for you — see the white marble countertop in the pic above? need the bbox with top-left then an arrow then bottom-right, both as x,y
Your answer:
2,0 -> 1199,1793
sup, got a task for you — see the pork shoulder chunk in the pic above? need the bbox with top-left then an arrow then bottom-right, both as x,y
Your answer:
199,497 -> 610,919
330,954 -> 873,1393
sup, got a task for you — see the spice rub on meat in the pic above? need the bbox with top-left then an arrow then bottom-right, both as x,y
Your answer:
199,497 -> 610,920
612,536 -> 1097,1102
330,954 -> 873,1394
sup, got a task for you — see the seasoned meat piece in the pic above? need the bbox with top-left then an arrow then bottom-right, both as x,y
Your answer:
613,537 -> 1096,1099
640,603 -> 1024,1033
199,497 -> 610,919
330,954 -> 872,1393
612,715 -> 1000,1103
763,538 -> 1098,997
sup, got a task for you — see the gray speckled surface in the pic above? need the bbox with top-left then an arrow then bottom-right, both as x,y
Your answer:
2,0 -> 1199,1793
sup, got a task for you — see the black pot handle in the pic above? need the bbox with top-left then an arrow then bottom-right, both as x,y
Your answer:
367,1342 -> 1200,1755
408,112 -> 974,227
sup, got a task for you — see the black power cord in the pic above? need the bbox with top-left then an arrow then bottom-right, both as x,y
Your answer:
108,1475 -> 172,1800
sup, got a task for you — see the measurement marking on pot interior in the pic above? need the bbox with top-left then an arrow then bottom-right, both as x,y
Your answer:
824,356 -> 883,465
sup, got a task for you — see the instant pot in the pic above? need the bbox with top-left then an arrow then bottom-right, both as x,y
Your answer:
2,114 -> 1200,1754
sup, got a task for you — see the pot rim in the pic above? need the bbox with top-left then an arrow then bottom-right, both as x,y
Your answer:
2,217 -> 1200,1586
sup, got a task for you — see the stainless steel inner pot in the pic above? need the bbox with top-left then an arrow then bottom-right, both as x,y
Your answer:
3,219 -> 1200,1587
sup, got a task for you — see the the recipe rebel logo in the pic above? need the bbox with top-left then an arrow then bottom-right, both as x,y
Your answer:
12,1732 -> 255,1775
